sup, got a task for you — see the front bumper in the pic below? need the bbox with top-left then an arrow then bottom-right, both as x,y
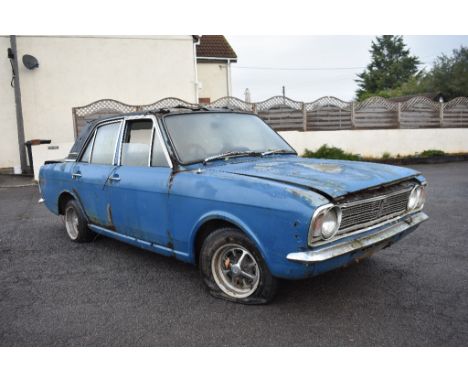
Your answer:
286,211 -> 428,264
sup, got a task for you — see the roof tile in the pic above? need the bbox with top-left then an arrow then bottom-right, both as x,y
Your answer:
196,35 -> 237,61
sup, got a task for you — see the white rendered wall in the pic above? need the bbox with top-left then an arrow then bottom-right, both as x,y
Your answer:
280,129 -> 468,157
197,62 -> 229,101
1,36 -> 197,170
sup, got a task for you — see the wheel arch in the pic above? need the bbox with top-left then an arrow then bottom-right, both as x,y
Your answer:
57,190 -> 88,221
190,212 -> 267,267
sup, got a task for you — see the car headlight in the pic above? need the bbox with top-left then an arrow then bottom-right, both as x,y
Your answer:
407,185 -> 426,211
309,204 -> 342,244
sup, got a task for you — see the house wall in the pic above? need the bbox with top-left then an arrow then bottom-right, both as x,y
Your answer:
1,35 -> 197,170
0,37 -> 20,172
280,129 -> 468,157
197,62 -> 229,101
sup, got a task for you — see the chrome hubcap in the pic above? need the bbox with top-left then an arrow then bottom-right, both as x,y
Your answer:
211,244 -> 260,298
65,206 -> 79,240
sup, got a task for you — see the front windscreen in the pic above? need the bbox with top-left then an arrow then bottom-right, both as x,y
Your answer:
163,112 -> 295,164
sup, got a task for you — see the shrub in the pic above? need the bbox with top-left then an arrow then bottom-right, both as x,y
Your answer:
420,149 -> 446,158
303,145 -> 360,161
381,152 -> 391,160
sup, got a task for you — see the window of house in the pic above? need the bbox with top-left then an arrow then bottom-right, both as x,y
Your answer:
121,120 -> 153,167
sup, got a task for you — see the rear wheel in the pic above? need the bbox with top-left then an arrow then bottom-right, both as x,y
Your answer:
199,228 -> 277,304
63,199 -> 95,242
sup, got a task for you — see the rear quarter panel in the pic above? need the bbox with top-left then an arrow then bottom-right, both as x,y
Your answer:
39,162 -> 75,215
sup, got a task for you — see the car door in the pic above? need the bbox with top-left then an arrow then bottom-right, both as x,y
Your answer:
71,119 -> 123,227
106,116 -> 172,246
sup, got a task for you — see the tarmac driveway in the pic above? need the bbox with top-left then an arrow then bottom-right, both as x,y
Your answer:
0,162 -> 467,346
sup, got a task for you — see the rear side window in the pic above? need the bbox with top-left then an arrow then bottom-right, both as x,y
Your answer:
121,120 -> 153,167
91,121 -> 122,165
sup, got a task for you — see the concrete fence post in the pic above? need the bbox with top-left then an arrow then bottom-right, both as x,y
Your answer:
351,102 -> 356,129
439,103 -> 444,128
397,103 -> 401,129
302,103 -> 307,131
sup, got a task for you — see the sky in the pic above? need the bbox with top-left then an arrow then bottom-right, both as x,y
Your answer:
226,35 -> 468,102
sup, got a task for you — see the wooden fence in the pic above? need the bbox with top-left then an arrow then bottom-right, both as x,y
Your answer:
72,95 -> 468,136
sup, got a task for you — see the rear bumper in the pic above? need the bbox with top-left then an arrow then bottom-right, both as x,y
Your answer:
286,211 -> 428,264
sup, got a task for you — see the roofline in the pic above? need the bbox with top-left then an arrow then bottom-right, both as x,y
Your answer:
197,56 -> 237,63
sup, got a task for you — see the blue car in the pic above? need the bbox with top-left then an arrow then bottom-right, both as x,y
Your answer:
39,108 -> 428,304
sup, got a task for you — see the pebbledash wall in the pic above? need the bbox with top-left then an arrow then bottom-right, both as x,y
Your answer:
0,35 -> 198,172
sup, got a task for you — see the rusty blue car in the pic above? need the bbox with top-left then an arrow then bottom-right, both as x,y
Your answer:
39,108 -> 428,304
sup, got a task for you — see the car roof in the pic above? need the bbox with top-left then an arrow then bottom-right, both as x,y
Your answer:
94,106 -> 247,124
68,107 -> 251,160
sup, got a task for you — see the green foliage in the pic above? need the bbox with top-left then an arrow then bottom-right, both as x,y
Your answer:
420,149 -> 446,158
381,152 -> 391,160
358,45 -> 468,101
425,46 -> 468,100
303,145 -> 360,161
356,36 -> 420,100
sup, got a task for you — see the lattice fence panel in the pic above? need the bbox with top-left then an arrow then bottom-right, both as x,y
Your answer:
72,96 -> 468,135
73,100 -> 138,136
209,97 -> 253,111
140,97 -> 199,111
443,98 -> 468,128
306,98 -> 352,130
258,106 -> 304,131
400,97 -> 440,129
354,97 -> 398,129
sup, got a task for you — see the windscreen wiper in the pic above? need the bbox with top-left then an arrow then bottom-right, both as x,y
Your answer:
203,151 -> 261,165
261,149 -> 296,156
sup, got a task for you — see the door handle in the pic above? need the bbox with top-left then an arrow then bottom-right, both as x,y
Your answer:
71,172 -> 82,179
109,174 -> 120,182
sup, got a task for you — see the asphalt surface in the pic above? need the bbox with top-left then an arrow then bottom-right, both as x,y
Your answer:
1,162 -> 467,346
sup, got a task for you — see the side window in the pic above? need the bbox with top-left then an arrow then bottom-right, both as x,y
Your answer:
80,137 -> 93,163
91,121 -> 121,165
152,129 -> 169,167
121,120 -> 153,167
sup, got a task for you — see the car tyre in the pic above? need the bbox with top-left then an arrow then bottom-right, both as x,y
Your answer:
63,199 -> 96,242
199,227 -> 277,304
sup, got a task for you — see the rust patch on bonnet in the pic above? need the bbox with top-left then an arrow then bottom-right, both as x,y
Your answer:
297,162 -> 343,174
288,188 -> 328,206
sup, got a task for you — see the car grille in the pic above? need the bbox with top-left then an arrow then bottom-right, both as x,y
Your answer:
338,184 -> 413,234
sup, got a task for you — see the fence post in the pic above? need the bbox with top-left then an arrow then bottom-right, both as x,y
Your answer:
439,102 -> 444,128
397,103 -> 401,128
351,102 -> 356,129
71,108 -> 78,138
302,102 -> 307,131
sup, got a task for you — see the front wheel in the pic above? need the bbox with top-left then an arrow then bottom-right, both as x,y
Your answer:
199,228 -> 277,304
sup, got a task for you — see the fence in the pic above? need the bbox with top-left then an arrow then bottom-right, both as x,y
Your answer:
72,96 -> 468,136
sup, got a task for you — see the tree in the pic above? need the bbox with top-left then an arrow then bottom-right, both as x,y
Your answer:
365,46 -> 468,101
356,35 -> 421,100
427,46 -> 468,99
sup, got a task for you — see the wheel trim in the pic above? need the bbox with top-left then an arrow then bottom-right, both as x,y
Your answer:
65,206 -> 79,240
211,244 -> 260,299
